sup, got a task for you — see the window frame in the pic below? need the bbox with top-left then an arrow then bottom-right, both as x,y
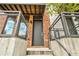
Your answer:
2,15 -> 16,35
17,14 -> 27,39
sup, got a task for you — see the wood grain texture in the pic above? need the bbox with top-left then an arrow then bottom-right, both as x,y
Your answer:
50,38 -> 79,56
0,37 -> 26,56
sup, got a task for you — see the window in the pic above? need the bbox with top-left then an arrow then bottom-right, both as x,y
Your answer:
72,17 -> 79,35
1,13 -> 27,39
3,16 -> 15,35
66,16 -> 79,35
18,18 -> 27,39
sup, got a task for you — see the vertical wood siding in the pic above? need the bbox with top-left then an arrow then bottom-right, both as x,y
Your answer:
0,37 -> 26,56
50,38 -> 79,56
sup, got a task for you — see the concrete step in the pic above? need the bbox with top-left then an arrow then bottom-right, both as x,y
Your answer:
26,51 -> 52,55
26,48 -> 53,55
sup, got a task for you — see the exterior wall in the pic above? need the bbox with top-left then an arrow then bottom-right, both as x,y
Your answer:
27,15 -> 33,47
27,9 -> 50,48
43,10 -> 50,47
50,14 -> 79,56
0,15 -> 7,33
54,19 -> 65,38
49,14 -> 59,25
50,14 -> 65,39
0,37 -> 26,56
50,38 -> 79,56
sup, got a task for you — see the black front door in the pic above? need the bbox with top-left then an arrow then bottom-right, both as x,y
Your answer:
32,20 -> 44,46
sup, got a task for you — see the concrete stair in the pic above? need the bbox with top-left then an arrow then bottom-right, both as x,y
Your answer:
26,48 -> 52,55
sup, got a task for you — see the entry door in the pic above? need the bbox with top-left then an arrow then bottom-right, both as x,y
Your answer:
32,20 -> 44,46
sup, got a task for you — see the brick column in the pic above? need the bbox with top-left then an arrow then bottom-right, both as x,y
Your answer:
43,10 -> 50,48
27,15 -> 33,47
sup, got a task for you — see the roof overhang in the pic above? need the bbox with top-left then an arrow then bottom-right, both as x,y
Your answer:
0,4 -> 46,17
0,3 -> 46,5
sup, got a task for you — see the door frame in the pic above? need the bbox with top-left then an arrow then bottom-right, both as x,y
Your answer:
32,17 -> 44,47
32,19 -> 44,47
27,14 -> 49,48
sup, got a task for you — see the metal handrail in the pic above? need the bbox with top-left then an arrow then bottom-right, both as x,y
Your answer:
49,12 -> 79,40
51,28 -> 79,40
49,14 -> 61,30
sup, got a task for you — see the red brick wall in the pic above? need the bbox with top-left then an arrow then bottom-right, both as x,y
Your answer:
27,15 -> 33,47
27,10 -> 50,48
43,10 -> 50,48
0,15 -> 7,34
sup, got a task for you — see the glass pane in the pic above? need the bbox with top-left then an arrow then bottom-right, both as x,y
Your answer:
72,17 -> 79,35
3,17 -> 15,34
18,20 -> 27,38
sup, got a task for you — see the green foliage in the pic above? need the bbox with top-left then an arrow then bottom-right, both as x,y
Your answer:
47,3 -> 79,15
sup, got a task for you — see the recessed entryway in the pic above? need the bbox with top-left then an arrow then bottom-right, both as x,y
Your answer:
32,19 -> 44,46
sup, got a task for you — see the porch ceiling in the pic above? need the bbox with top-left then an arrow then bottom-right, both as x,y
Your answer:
0,4 -> 45,16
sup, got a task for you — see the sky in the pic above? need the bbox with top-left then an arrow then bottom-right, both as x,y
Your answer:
4,18 -> 15,34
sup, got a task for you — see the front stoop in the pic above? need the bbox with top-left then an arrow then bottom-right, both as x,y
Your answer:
26,48 -> 52,55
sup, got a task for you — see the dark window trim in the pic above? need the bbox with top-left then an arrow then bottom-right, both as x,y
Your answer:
2,16 -> 17,35
32,15 -> 43,46
17,16 -> 27,40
